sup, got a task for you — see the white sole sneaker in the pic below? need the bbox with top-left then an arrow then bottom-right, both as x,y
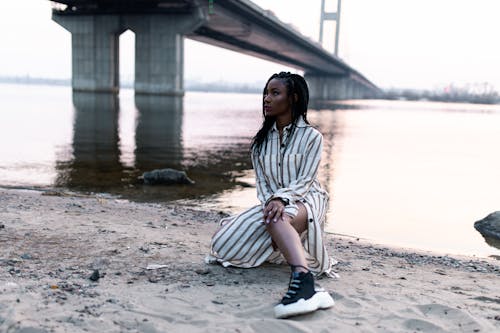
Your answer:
274,291 -> 334,319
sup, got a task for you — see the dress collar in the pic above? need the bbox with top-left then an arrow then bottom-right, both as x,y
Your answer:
271,117 -> 309,132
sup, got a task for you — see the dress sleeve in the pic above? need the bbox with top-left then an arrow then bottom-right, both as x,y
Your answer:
251,150 -> 273,207
267,131 -> 323,217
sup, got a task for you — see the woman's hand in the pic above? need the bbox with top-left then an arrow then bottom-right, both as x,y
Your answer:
263,199 -> 285,224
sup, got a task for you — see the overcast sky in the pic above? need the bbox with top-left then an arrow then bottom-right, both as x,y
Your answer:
0,0 -> 499,90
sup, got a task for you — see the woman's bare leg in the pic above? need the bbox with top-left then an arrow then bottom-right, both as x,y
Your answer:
265,202 -> 309,273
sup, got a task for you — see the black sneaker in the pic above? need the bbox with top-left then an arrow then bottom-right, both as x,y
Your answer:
274,270 -> 335,319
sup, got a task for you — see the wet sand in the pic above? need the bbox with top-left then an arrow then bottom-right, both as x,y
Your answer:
1,188 -> 500,332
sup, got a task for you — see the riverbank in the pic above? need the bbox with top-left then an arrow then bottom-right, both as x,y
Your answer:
1,188 -> 500,332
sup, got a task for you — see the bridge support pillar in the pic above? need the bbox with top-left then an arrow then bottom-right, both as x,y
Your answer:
53,15 -> 121,93
305,74 -> 349,100
305,74 -> 376,101
127,15 -> 204,96
53,11 -> 206,95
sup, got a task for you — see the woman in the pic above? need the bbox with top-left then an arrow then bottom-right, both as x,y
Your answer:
206,72 -> 334,318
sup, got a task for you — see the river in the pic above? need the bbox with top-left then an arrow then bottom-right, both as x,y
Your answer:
1,83 -> 500,259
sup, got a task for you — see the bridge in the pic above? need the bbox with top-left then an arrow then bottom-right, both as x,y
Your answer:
51,0 -> 380,100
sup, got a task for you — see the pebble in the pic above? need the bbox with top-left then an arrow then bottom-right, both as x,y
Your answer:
148,276 -> 159,283
195,268 -> 211,275
212,300 -> 223,305
0,223 -> 4,229
89,269 -> 100,281
20,253 -> 33,260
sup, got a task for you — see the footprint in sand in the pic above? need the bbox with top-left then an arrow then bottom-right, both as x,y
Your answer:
408,303 -> 483,332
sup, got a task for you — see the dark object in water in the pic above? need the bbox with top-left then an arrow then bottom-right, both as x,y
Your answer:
474,211 -> 500,243
139,168 -> 195,185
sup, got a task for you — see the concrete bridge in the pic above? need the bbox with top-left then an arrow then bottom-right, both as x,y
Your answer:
51,0 -> 380,100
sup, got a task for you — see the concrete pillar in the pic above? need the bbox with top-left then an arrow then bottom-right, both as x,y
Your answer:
306,74 -> 350,101
127,14 -> 205,95
53,9 -> 206,95
53,15 -> 122,93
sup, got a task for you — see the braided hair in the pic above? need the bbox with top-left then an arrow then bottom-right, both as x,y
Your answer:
251,72 -> 310,155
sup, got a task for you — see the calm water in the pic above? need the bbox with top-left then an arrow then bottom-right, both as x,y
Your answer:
1,84 -> 500,259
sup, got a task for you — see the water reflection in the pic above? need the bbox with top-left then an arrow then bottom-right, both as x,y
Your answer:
134,94 -> 183,169
53,91 -> 253,201
55,92 -> 125,190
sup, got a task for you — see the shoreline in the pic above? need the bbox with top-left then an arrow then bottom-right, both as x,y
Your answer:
1,188 -> 500,332
2,184 -> 499,261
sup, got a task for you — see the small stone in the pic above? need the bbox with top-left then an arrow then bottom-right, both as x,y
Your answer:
0,223 -> 5,229
195,268 -> 211,275
494,315 -> 500,321
204,281 -> 215,286
212,300 -> 223,305
89,269 -> 100,281
148,276 -> 159,283
20,253 -> 33,260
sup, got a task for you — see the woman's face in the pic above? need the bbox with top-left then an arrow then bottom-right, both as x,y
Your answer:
263,78 -> 291,118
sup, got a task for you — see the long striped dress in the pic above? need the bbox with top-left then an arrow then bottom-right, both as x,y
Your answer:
206,117 -> 333,277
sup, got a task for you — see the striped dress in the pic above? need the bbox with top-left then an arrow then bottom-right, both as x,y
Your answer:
206,117 -> 333,277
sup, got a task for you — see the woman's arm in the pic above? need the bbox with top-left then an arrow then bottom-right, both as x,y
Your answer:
251,150 -> 273,207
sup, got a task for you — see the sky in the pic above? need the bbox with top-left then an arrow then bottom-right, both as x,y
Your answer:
0,0 -> 499,90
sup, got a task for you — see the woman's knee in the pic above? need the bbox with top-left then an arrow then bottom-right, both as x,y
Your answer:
290,202 -> 308,234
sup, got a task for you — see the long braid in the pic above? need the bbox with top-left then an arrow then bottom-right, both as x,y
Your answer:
251,72 -> 310,155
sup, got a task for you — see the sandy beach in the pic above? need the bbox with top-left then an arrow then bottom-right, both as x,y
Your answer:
1,188 -> 500,333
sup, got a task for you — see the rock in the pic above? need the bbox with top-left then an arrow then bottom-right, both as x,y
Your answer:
146,264 -> 168,270
474,211 -> 500,242
148,276 -> 159,283
139,168 -> 195,185
0,223 -> 4,229
195,268 -> 211,275
14,328 -> 49,333
89,269 -> 100,281
20,253 -> 32,260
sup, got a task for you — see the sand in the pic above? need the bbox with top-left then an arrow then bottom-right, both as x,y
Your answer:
1,188 -> 500,333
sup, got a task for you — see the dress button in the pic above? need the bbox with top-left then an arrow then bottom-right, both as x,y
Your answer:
281,144 -> 285,148
278,162 -> 281,166
308,218 -> 313,222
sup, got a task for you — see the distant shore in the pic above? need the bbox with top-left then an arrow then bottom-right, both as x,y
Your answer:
1,76 -> 499,104
1,187 -> 500,332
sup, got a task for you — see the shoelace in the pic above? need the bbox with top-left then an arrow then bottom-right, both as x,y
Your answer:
284,277 -> 301,299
